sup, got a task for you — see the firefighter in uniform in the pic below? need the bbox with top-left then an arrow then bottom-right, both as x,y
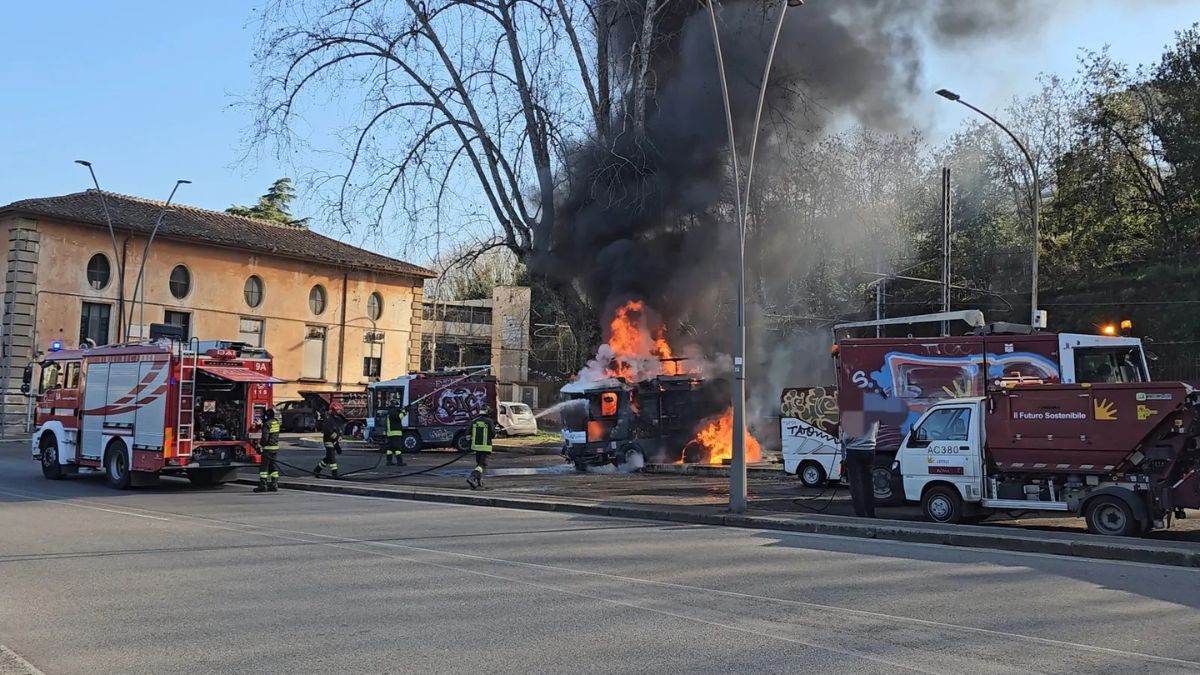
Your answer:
313,404 -> 344,478
466,418 -> 493,490
385,405 -> 405,466
255,408 -> 282,493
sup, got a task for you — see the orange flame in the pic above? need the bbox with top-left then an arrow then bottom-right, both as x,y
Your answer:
604,300 -> 685,381
687,407 -> 762,465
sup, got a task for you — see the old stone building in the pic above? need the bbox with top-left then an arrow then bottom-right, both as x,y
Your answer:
0,190 -> 433,431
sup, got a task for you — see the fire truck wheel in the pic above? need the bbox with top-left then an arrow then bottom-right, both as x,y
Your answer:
798,462 -> 826,488
921,485 -> 964,524
39,436 -> 65,480
1085,495 -> 1139,537
104,441 -> 132,490
402,432 -> 422,452
453,431 -> 471,452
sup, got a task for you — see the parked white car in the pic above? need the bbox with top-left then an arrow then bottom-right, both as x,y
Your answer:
498,402 -> 538,436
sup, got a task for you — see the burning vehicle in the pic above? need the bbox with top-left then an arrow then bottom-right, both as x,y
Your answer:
559,300 -> 762,471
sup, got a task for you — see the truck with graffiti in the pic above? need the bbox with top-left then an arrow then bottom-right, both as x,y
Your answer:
781,311 -> 1151,502
365,367 -> 497,452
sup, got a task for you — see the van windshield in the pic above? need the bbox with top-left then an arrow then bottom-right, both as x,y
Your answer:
1074,347 -> 1148,383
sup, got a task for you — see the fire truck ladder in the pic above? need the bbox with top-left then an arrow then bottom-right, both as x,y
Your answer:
176,338 -> 200,456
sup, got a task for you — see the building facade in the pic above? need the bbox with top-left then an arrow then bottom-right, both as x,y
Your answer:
421,286 -> 535,405
0,190 -> 433,431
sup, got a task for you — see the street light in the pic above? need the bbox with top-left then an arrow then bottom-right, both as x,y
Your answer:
127,180 -> 191,341
76,160 -> 127,338
706,0 -> 799,513
935,89 -> 1042,328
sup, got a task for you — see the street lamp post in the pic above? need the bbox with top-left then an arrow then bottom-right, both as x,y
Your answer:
706,0 -> 799,513
128,180 -> 191,341
935,89 -> 1041,328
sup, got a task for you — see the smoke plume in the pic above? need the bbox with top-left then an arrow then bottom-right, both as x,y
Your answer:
532,0 -> 1071,434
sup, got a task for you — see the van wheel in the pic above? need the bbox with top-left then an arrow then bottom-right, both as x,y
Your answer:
798,461 -> 826,488
1085,496 -> 1139,537
105,441 -> 132,490
40,436 -> 65,480
453,431 -> 471,452
402,432 -> 422,452
922,486 -> 963,524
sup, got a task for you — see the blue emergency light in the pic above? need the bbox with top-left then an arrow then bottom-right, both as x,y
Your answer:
50,340 -> 63,352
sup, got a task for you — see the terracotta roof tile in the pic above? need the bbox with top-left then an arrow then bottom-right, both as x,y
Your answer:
0,190 -> 435,278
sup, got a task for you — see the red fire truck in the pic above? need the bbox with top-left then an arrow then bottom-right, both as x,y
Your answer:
28,340 -> 283,489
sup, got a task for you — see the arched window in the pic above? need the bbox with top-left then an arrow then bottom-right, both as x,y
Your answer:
309,284 -> 327,315
244,275 -> 264,308
169,265 -> 191,299
86,254 -> 110,290
368,292 -> 383,321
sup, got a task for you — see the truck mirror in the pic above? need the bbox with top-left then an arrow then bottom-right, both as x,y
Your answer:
20,364 -> 34,396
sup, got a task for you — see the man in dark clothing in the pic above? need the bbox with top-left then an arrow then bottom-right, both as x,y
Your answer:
385,406 -> 405,466
466,418 -> 493,490
255,409 -> 282,493
313,406 -> 343,478
843,422 -> 879,518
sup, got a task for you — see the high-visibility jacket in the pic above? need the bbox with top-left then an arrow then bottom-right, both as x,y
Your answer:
470,419 -> 493,453
386,408 -> 404,437
261,418 -> 281,451
322,415 -> 341,446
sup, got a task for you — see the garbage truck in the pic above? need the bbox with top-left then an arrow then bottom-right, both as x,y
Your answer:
897,381 -> 1200,536
781,310 -> 1150,502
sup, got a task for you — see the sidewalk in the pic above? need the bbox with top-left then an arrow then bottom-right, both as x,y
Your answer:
240,472 -> 1200,568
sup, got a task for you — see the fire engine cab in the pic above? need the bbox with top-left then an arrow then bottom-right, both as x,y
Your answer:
28,340 -> 283,489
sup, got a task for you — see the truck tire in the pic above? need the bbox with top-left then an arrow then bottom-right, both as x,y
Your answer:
619,446 -> 645,471
453,430 -> 471,452
40,435 -> 65,480
1085,495 -> 1140,537
105,441 -> 132,490
402,432 -> 423,452
872,465 -> 904,506
798,461 -> 826,488
573,460 -> 588,473
922,485 -> 964,524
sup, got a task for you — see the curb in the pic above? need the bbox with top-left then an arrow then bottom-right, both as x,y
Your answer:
235,477 -> 1200,568
643,463 -> 784,478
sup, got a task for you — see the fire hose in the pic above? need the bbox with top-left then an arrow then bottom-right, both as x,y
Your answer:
270,448 -> 472,482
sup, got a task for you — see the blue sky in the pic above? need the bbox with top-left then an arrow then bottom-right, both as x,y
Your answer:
0,1 -> 1194,265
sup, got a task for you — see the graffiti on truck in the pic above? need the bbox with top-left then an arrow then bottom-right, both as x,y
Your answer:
853,351 -> 1060,444
414,386 -> 491,426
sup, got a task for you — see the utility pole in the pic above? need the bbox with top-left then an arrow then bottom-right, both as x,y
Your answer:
941,167 -> 952,336
936,89 -> 1040,328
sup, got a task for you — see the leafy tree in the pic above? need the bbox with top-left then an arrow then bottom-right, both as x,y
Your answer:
226,177 -> 309,226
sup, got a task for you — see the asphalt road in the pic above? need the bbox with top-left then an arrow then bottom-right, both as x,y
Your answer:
2,441 -> 1200,674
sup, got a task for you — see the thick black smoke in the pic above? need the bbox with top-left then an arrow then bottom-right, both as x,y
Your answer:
533,0 -> 1055,331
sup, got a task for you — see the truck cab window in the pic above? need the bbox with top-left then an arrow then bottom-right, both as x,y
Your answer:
64,362 -> 81,389
40,362 -> 63,393
914,408 -> 971,443
1074,347 -> 1147,384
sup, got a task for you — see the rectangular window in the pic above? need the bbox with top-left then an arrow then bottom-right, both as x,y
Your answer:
363,331 -> 384,379
164,310 -> 191,340
79,302 -> 111,346
302,325 -> 326,380
238,318 -> 264,348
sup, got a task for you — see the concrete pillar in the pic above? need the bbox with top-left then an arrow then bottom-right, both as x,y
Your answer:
2,220 -> 40,434
407,287 -> 424,372
490,286 -> 530,385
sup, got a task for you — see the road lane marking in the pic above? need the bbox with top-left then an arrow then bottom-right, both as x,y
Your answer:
0,487 -> 171,521
31,490 -> 1198,671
